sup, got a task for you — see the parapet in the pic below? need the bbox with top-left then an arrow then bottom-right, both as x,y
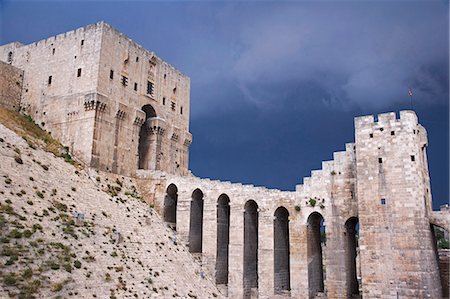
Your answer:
355,110 -> 419,131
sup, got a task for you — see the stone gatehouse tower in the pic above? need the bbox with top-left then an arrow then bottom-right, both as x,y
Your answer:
1,22 -> 448,299
0,22 -> 192,176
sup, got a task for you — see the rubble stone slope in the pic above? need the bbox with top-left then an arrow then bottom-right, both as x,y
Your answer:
0,123 -> 221,298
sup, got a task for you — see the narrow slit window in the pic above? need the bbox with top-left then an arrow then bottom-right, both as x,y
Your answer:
136,57 -> 139,62
180,106 -> 183,115
48,76 -> 52,85
411,155 -> 415,162
77,68 -> 82,77
134,83 -> 138,91
52,48 -> 55,55
162,97 -> 166,105
81,40 -> 84,46
110,70 -> 114,80
147,81 -> 154,95
121,75 -> 128,87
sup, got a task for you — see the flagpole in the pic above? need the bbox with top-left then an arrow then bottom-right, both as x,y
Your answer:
408,88 -> 414,111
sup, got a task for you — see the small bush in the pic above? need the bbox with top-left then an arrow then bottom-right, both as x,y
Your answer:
74,260 -> 82,269
9,229 -> 22,239
23,229 -> 33,238
27,200 -> 34,205
5,177 -> 12,184
35,191 -> 44,199
3,273 -> 16,286
51,282 -> 63,292
22,268 -> 33,279
64,263 -> 72,273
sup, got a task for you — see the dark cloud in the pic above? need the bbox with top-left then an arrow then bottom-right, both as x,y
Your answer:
1,1 -> 448,209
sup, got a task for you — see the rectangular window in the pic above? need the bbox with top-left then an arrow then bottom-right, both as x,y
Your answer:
136,57 -> 139,62
369,133 -> 373,138
121,75 -> 128,87
147,81 -> 154,95
110,70 -> 114,80
381,198 -> 386,205
134,82 -> 138,91
77,68 -> 82,77
391,131 -> 395,136
378,158 -> 383,164
48,76 -> 52,85
411,155 -> 415,162
81,40 -> 84,46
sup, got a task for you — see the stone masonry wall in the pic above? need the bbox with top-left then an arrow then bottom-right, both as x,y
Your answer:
0,22 -> 192,176
0,60 -> 23,111
134,137 -> 358,299
355,111 -> 442,299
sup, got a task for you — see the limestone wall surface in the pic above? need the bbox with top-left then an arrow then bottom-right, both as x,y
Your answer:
0,22 -> 192,177
0,60 -> 22,111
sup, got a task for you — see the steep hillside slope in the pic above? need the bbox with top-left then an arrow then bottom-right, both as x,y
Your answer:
0,111 -> 221,298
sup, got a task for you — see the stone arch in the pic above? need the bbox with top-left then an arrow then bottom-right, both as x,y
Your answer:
307,212 -> 325,298
216,194 -> 230,285
188,188 -> 204,253
163,183 -> 178,230
138,104 -> 157,170
345,216 -> 360,297
274,206 -> 290,295
244,200 -> 259,298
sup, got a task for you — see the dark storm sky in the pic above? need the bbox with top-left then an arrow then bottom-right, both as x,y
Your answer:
1,0 -> 448,209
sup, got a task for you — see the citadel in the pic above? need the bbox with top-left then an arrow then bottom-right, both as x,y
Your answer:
0,22 -> 448,299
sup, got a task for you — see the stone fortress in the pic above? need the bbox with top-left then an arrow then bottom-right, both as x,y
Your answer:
0,22 -> 448,299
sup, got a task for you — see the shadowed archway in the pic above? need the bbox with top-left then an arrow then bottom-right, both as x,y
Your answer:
164,184 -> 178,230
307,212 -> 325,297
345,217 -> 360,297
244,200 -> 259,298
189,188 -> 204,253
216,194 -> 230,285
138,104 -> 157,169
274,206 -> 290,295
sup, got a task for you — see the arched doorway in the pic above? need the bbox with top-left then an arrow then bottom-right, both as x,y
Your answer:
216,194 -> 230,285
138,104 -> 156,169
164,184 -> 178,230
244,200 -> 258,298
274,206 -> 290,295
345,217 -> 360,297
307,212 -> 325,298
189,188 -> 204,253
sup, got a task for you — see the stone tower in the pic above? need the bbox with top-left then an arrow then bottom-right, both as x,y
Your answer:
0,22 -> 192,177
355,111 -> 441,298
